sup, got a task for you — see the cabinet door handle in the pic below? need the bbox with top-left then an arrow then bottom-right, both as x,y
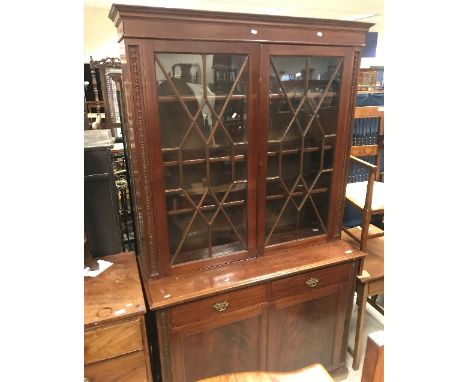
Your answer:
213,301 -> 229,312
305,277 -> 319,288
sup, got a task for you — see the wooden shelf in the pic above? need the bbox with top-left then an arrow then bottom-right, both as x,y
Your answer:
267,145 -> 333,157
157,94 -> 246,103
266,188 -> 328,201
267,226 -> 325,245
170,241 -> 246,265
165,180 -> 247,195
163,154 -> 245,167
269,92 -> 337,100
167,199 -> 246,216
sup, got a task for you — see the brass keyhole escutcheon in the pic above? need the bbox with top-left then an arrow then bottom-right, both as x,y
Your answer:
306,277 -> 319,288
213,301 -> 229,312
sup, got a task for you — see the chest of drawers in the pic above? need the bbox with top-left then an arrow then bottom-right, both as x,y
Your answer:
84,252 -> 153,382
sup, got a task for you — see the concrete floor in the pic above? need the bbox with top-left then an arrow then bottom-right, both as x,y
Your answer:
342,295 -> 384,382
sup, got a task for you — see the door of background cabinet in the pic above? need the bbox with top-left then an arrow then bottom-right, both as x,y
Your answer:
257,44 -> 356,254
266,264 -> 354,372
141,40 -> 259,275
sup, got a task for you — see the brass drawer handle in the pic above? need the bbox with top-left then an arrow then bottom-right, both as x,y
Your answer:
213,301 -> 229,312
306,277 -> 319,288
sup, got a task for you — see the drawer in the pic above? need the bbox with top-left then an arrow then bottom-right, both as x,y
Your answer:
169,284 -> 268,328
271,262 -> 352,302
84,349 -> 148,382
84,318 -> 143,365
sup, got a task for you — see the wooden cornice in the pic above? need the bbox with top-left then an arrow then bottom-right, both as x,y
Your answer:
109,4 -> 373,46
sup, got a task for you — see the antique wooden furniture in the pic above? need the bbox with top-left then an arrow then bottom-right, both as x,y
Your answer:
87,57 -> 123,134
343,106 -> 384,251
361,331 -> 384,382
109,5 -> 372,381
84,252 -> 153,381
342,232 -> 384,370
199,363 -> 335,382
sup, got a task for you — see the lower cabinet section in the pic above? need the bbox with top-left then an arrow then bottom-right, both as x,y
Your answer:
268,263 -> 352,373
155,261 -> 356,382
175,311 -> 267,381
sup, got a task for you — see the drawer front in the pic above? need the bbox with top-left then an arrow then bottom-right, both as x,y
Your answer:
84,350 -> 148,382
84,318 -> 143,365
169,284 -> 268,329
271,262 -> 352,302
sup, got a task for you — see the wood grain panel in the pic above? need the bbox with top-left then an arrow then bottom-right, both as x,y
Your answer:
361,332 -> 384,382
84,252 -> 146,327
84,350 -> 148,382
368,279 -> 384,296
180,315 -> 265,382
84,319 -> 143,365
268,293 -> 339,371
170,285 -> 267,329
350,145 -> 380,157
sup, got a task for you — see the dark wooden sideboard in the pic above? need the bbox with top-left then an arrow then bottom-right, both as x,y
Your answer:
84,252 -> 153,381
109,5 -> 371,381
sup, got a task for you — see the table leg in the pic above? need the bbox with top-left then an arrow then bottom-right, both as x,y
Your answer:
353,281 -> 369,370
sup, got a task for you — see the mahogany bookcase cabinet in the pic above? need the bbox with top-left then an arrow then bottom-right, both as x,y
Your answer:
109,5 -> 372,381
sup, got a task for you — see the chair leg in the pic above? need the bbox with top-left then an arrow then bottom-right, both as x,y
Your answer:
360,210 -> 372,252
353,282 -> 370,370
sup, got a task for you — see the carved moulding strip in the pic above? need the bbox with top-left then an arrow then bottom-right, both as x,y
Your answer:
156,310 -> 174,382
128,45 -> 159,276
335,51 -> 361,238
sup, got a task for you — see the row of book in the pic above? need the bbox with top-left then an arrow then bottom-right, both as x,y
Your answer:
348,155 -> 377,184
352,117 -> 380,146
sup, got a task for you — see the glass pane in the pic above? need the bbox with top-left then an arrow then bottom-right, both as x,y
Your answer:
265,55 -> 342,246
155,53 -> 249,265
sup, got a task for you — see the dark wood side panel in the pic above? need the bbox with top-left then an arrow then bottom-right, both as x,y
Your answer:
326,48 -> 357,241
333,49 -> 362,240
120,40 -> 161,278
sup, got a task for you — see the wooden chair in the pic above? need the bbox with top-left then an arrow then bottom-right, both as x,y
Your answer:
197,364 -> 335,382
343,106 -> 384,252
342,232 -> 384,370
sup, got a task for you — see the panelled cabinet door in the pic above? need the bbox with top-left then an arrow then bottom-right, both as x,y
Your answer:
163,286 -> 268,381
142,40 -> 259,275
267,263 -> 354,372
258,45 -> 355,253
